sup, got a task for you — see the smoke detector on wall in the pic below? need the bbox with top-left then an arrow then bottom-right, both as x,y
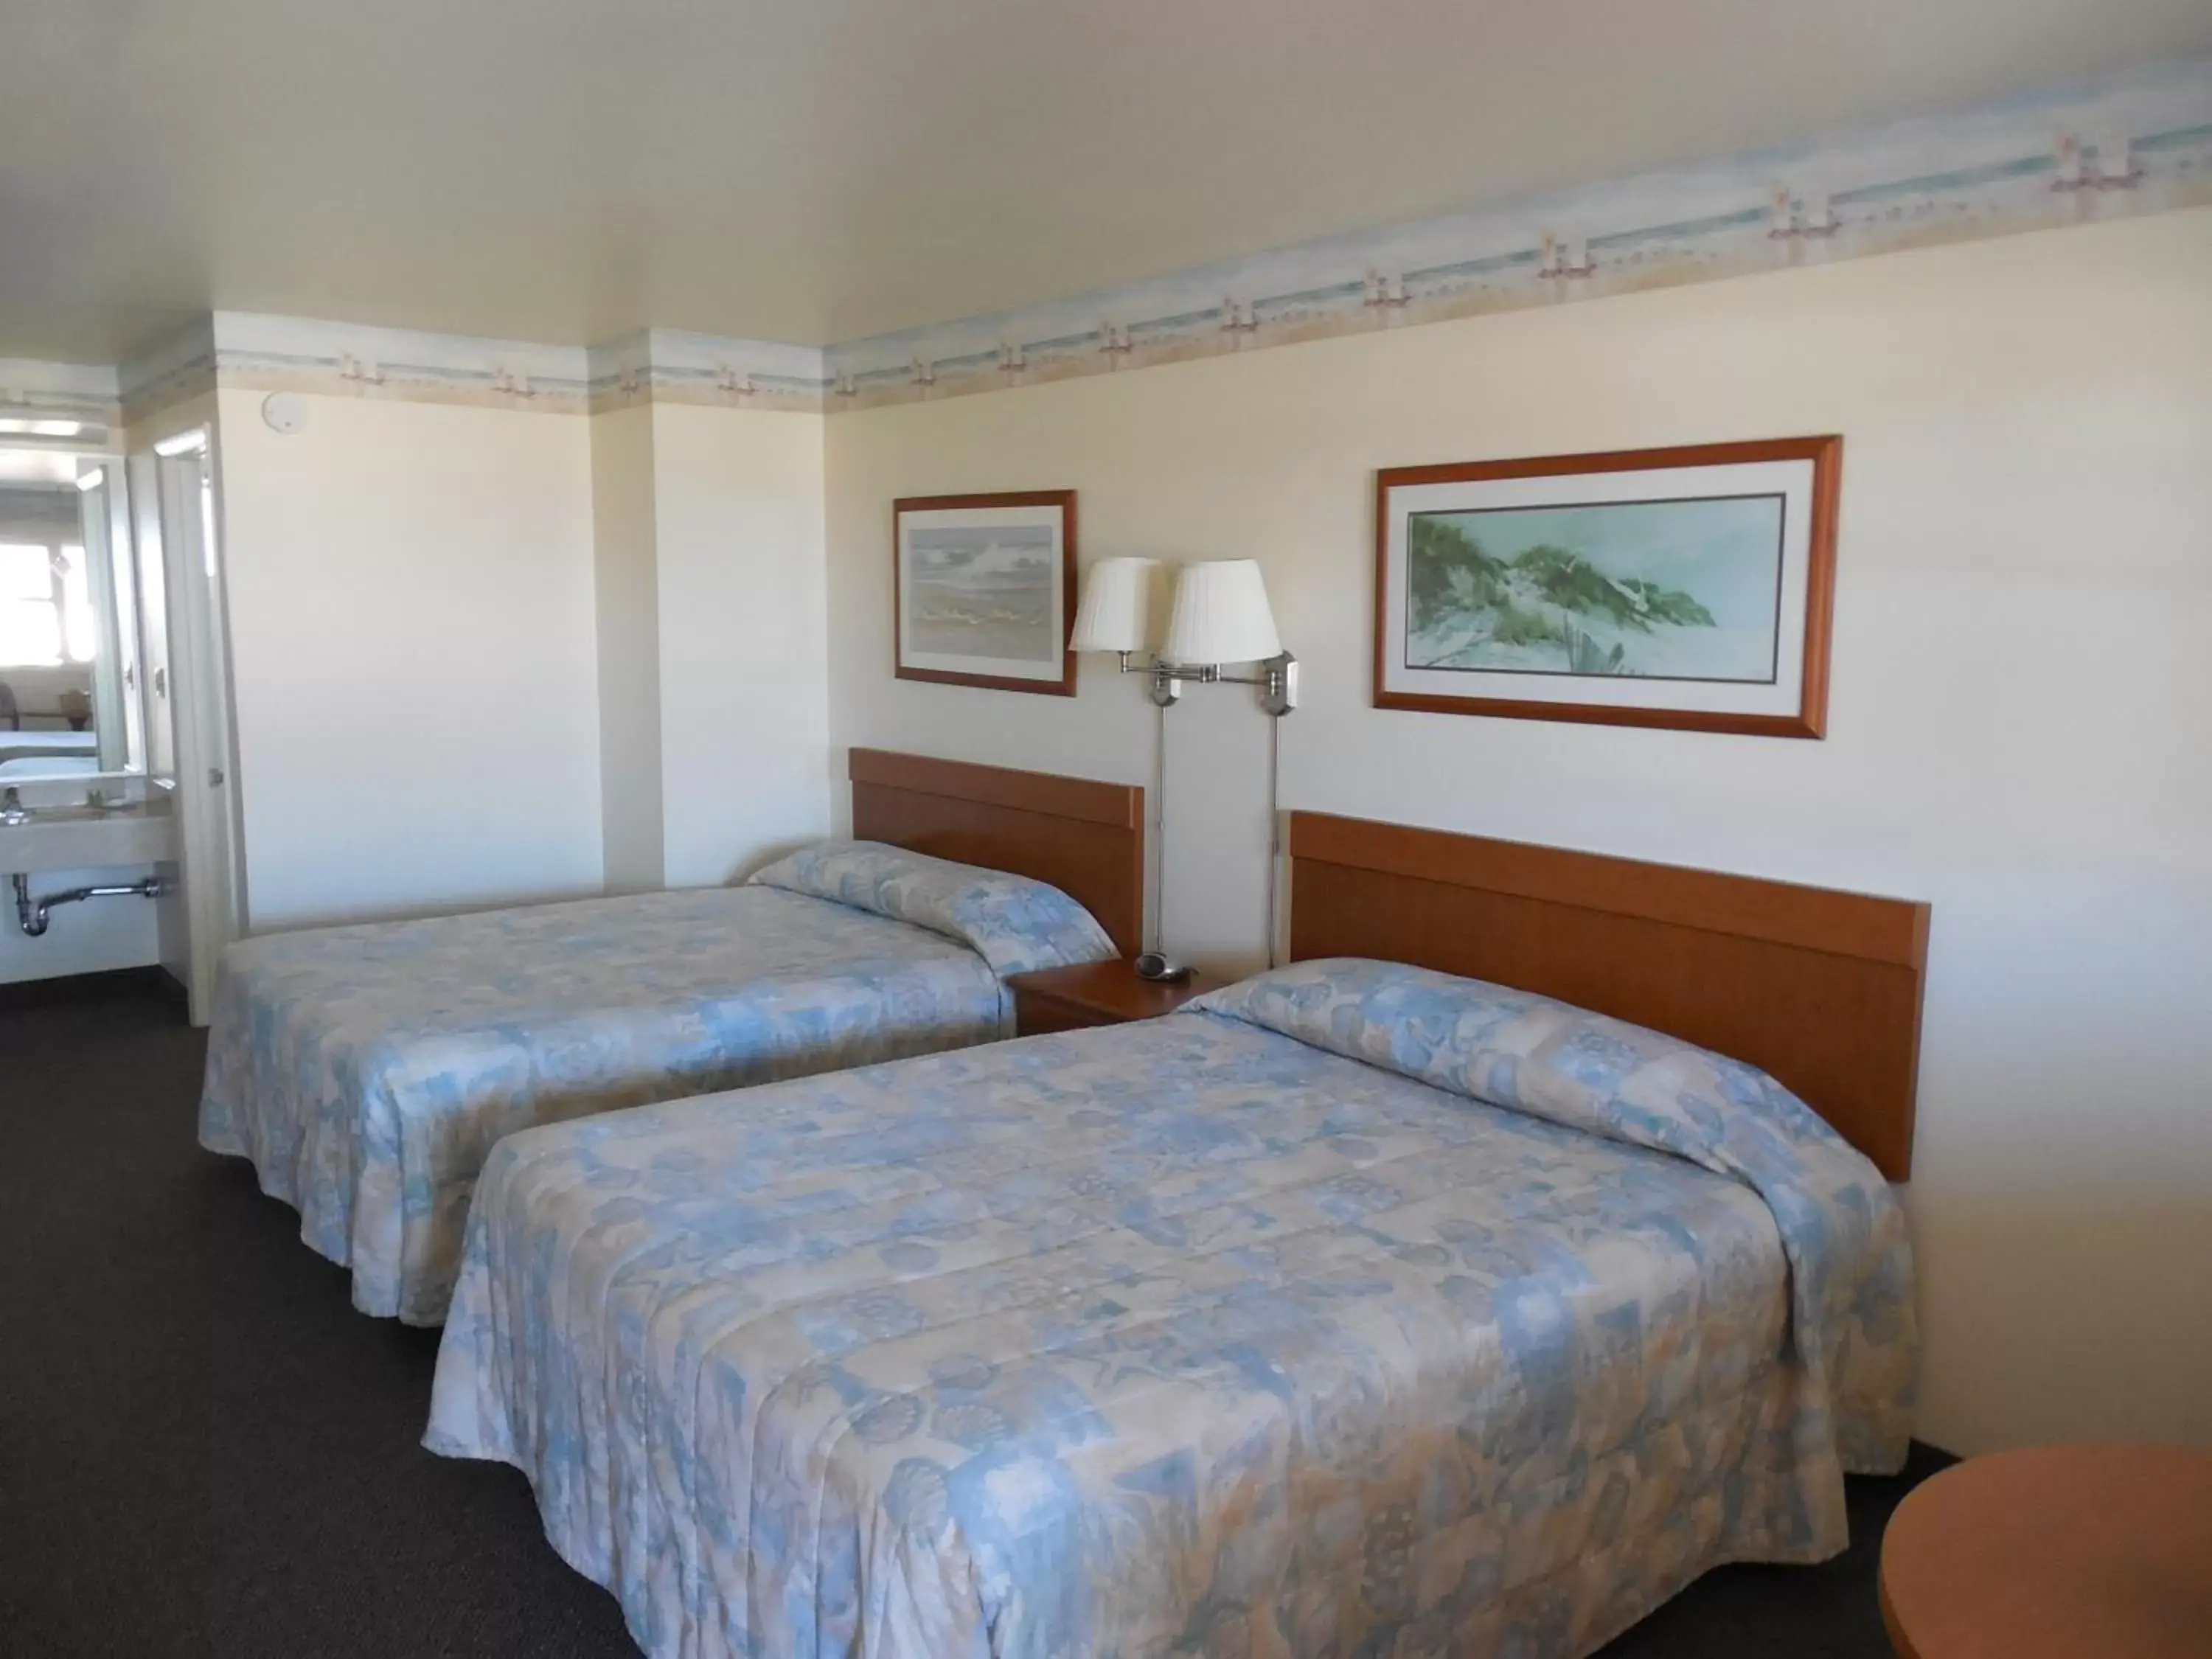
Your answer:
261,393 -> 309,434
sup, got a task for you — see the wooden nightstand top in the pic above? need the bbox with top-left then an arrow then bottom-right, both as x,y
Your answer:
1879,1444 -> 2212,1659
1005,959 -> 1226,1026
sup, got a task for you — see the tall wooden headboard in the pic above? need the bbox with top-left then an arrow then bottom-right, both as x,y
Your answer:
1287,812 -> 1930,1180
849,748 -> 1145,957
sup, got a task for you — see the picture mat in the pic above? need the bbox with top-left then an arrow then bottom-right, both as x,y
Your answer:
897,503 -> 1068,682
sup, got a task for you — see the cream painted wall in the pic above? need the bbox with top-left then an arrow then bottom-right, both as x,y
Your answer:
584,401 -> 831,891
590,403 -> 665,894
648,403 -> 830,886
215,389 -> 605,926
825,207 -> 2212,1456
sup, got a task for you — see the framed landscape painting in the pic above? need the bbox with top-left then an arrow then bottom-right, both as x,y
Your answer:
894,490 -> 1078,695
1374,437 -> 1840,737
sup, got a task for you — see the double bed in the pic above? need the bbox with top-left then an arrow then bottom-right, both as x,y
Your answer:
425,810 -> 1931,1659
197,749 -> 1145,1324
0,728 -> 101,776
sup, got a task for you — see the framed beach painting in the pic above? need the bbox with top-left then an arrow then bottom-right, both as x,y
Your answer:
1374,437 -> 1840,737
894,490 -> 1078,696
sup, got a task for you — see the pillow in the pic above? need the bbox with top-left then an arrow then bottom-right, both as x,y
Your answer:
1189,956 -> 1848,1164
750,841 -> 1116,978
1191,956 -> 1918,1474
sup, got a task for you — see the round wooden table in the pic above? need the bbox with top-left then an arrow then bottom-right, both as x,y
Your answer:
1879,1444 -> 2212,1659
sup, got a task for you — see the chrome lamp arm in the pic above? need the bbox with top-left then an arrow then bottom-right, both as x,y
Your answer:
1109,650 -> 1298,716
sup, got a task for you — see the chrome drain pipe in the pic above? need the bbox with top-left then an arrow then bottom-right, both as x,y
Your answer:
11,872 -> 169,938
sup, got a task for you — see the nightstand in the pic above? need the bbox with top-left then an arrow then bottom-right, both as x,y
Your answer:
1005,960 -> 1225,1037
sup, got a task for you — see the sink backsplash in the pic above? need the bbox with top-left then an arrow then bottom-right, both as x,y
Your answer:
2,773 -> 172,811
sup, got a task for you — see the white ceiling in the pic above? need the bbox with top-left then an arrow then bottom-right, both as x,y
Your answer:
4,0 -> 2208,363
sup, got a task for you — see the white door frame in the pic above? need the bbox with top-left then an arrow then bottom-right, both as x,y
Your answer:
151,428 -> 246,1021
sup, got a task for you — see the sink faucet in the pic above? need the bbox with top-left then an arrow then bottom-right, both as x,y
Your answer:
0,787 -> 27,825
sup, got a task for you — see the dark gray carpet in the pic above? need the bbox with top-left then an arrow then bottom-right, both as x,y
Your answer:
0,973 -> 1950,1658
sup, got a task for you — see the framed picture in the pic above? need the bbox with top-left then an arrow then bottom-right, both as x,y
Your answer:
894,490 -> 1078,696
1374,437 -> 1840,737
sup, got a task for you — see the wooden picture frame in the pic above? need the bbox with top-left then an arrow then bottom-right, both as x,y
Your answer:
894,490 -> 1078,696
1374,437 -> 1840,737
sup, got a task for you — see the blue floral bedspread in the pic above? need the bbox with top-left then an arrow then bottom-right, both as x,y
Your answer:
426,958 -> 1916,1659
198,844 -> 1116,1324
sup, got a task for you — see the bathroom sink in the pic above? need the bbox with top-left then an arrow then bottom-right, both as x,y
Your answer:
0,798 -> 178,875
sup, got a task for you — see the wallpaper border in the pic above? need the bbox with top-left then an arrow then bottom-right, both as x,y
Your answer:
824,55 -> 2212,411
1,358 -> 121,436
72,54 -> 2212,429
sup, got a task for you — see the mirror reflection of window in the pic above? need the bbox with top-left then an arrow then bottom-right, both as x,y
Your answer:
60,544 -> 97,668
0,456 -> 146,779
0,542 -> 66,666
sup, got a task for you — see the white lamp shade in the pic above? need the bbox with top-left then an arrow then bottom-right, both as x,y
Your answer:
1069,557 -> 1161,653
1163,560 -> 1282,665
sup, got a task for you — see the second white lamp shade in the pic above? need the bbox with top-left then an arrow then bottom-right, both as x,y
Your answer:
1162,559 -> 1282,665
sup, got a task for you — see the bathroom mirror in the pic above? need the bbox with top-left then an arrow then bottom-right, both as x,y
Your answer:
0,447 -> 151,783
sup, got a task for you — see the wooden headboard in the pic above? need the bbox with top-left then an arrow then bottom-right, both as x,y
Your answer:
849,748 -> 1145,958
1287,812 -> 1930,1180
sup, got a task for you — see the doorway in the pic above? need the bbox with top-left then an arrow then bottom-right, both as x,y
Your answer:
140,430 -> 244,1022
